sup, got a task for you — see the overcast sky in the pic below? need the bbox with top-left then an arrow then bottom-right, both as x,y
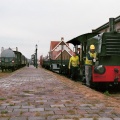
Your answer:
0,0 -> 120,59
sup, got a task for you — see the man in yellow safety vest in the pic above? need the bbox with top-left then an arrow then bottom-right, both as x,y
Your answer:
85,44 -> 97,86
69,52 -> 80,81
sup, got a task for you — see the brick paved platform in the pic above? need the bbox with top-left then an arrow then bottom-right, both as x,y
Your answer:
0,65 -> 120,120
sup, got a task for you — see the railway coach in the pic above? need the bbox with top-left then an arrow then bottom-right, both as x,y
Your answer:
0,48 -> 27,71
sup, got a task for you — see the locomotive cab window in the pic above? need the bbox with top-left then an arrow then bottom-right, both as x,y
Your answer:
87,34 -> 102,54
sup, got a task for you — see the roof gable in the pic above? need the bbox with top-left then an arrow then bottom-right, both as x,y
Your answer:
50,41 -> 60,51
50,40 -> 74,60
55,49 -> 72,59
52,40 -> 72,52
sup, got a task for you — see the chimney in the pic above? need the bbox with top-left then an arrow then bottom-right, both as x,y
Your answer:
16,47 -> 18,51
109,18 -> 115,32
61,37 -> 64,41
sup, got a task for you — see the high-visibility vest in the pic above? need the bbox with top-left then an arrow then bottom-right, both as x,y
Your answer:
85,52 -> 97,65
69,56 -> 79,68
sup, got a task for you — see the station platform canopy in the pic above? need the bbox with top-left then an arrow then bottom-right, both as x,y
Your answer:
67,33 -> 99,46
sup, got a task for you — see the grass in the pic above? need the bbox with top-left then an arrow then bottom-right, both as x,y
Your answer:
23,90 -> 33,93
1,110 -> 8,114
9,103 -> 15,106
0,98 -> 6,101
67,110 -> 75,114
20,111 -> 23,115
104,91 -> 111,96
93,117 -> 98,120
28,102 -> 31,106
40,102 -> 44,105
35,112 -> 41,116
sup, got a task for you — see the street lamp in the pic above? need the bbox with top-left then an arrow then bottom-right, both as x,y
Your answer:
35,44 -> 38,68
60,37 -> 64,73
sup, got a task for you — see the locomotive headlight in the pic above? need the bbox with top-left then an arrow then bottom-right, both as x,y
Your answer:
12,60 -> 14,63
94,65 -> 106,74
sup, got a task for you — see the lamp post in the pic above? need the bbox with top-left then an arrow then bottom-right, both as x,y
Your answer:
31,54 -> 35,66
60,37 -> 64,73
33,54 -> 35,66
35,44 -> 38,68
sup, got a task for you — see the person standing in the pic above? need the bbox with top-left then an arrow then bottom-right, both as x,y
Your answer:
68,52 -> 79,81
85,44 -> 97,86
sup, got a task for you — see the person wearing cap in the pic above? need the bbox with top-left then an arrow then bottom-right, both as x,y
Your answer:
68,52 -> 79,81
85,44 -> 97,86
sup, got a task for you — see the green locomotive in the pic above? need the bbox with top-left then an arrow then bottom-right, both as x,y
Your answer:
67,18 -> 120,87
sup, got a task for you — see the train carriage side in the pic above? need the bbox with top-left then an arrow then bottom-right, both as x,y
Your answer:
0,48 -> 16,71
0,48 -> 27,71
25,57 -> 28,66
13,51 -> 22,69
21,55 -> 27,67
49,59 -> 69,74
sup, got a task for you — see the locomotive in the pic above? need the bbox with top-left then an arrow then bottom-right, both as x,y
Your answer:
0,48 -> 28,71
67,18 -> 120,87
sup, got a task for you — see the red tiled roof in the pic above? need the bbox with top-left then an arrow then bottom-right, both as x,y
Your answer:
50,41 -> 60,51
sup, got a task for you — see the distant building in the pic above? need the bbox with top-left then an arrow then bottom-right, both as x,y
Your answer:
49,38 -> 74,60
